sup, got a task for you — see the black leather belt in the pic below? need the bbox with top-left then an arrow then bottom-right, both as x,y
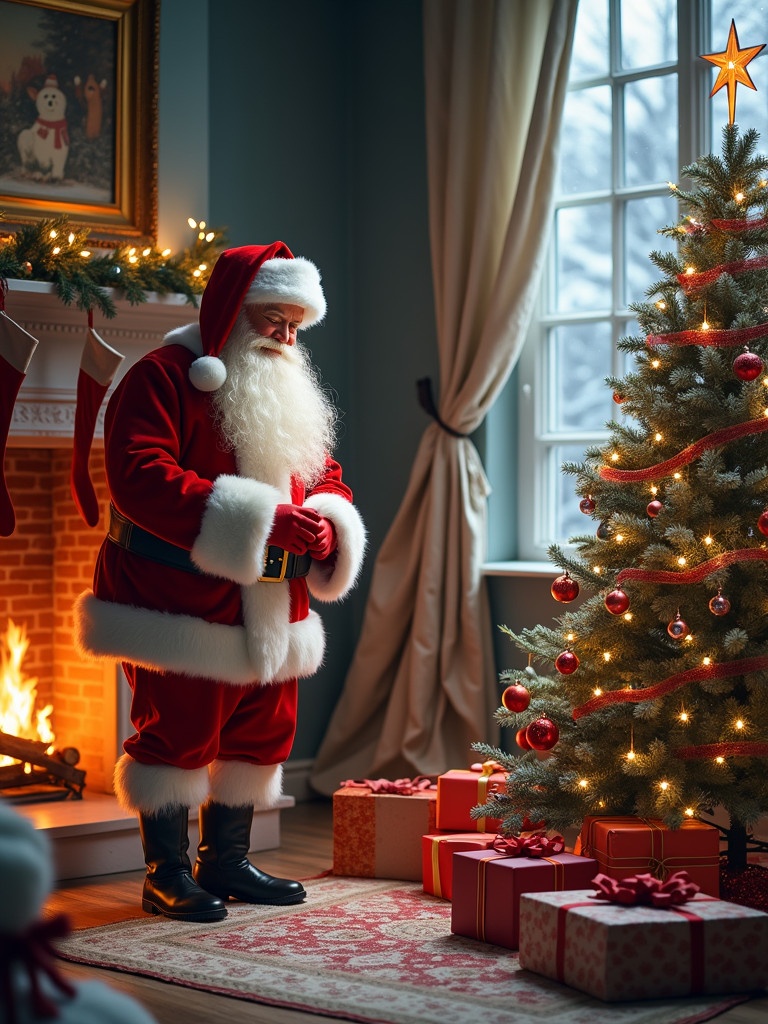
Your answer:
107,504 -> 311,581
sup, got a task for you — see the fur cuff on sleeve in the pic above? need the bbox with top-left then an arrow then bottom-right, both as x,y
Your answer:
303,492 -> 366,601
191,475 -> 281,584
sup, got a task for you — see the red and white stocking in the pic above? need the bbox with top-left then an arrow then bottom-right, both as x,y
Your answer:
70,313 -> 124,527
0,301 -> 39,537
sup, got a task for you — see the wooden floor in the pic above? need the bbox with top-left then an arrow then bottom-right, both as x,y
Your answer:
47,798 -> 768,1024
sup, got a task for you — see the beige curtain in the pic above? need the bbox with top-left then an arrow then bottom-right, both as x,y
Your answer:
311,0 -> 578,795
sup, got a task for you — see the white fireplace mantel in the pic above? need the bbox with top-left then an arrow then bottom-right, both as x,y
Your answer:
6,278 -> 199,446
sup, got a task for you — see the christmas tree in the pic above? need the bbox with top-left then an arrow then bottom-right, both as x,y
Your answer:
473,122 -> 768,873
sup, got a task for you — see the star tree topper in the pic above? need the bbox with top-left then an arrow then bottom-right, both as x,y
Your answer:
701,19 -> 765,125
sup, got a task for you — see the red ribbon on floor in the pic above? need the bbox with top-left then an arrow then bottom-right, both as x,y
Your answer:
0,913 -> 76,1023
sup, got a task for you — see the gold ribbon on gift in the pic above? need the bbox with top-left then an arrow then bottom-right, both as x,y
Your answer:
580,816 -> 718,882
473,761 -> 501,832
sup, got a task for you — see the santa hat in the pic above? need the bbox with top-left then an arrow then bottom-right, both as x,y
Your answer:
0,298 -> 39,537
70,314 -> 124,527
189,242 -> 326,392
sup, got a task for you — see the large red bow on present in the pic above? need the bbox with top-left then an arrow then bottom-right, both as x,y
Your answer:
591,870 -> 700,907
339,776 -> 436,794
492,832 -> 565,857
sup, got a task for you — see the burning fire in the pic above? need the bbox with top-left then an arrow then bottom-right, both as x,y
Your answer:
0,619 -> 54,767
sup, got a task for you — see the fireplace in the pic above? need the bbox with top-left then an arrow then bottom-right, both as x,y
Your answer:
1,279 -> 198,796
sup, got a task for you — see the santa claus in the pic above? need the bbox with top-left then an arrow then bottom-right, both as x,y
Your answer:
74,243 -> 366,922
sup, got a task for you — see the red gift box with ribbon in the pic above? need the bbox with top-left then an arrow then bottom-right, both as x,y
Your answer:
332,777 -> 437,881
575,815 -> 720,896
421,831 -> 498,900
436,763 -> 505,833
450,834 -> 598,949
518,872 -> 768,1001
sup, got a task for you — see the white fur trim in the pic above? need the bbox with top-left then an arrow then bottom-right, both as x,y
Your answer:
74,591 -> 325,685
191,475 -> 281,583
208,760 -> 283,809
245,256 -> 326,327
189,355 -> 227,391
163,321 -> 203,355
113,754 -> 210,815
303,494 -> 367,601
0,803 -> 52,931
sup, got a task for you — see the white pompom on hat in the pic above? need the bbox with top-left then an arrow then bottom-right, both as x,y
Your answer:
189,242 -> 326,392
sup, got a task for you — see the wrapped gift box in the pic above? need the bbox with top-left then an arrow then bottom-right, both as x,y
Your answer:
575,815 -> 720,896
332,786 -> 437,881
422,832 -> 497,900
436,768 -> 505,832
450,847 -> 598,949
518,888 -> 768,1001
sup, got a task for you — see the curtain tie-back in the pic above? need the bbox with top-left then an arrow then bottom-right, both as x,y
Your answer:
416,377 -> 470,438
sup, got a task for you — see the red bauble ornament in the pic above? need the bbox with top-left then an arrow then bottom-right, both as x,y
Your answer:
526,717 -> 560,751
758,509 -> 768,537
709,590 -> 731,616
515,727 -> 532,750
579,496 -> 596,514
555,650 -> 579,674
733,348 -> 765,382
667,612 -> 688,639
604,588 -> 630,615
502,683 -> 531,713
612,391 -> 625,404
551,572 -> 579,603
647,499 -> 663,518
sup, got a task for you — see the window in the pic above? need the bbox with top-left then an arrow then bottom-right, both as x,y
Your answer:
500,0 -> 768,563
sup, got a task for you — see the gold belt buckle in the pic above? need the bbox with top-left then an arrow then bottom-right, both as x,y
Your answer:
258,547 -> 289,582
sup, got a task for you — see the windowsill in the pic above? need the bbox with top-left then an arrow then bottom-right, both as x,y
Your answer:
481,561 -> 554,578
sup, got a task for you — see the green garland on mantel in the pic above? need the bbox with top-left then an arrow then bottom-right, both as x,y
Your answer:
0,212 -> 228,318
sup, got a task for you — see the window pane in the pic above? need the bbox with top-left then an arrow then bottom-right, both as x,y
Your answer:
554,203 -> 612,313
570,0 -> 609,81
623,75 -> 678,186
620,0 -> 677,69
548,323 -> 614,432
624,194 -> 678,305
559,87 -> 612,195
551,445 -> 591,544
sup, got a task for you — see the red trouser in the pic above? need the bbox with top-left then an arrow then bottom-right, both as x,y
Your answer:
121,663 -> 298,769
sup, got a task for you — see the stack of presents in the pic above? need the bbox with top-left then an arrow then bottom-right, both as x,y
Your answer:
332,762 -> 768,1002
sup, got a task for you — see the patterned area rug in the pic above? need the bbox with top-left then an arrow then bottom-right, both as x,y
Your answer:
57,875 -> 756,1024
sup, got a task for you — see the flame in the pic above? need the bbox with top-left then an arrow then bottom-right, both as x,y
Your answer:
0,619 -> 54,768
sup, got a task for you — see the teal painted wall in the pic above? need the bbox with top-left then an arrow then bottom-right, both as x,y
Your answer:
157,1 -> 550,765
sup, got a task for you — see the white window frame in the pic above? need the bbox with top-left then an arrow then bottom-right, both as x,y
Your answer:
512,0 -> 710,563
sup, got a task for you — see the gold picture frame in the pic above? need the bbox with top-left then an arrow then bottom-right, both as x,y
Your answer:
0,0 -> 159,244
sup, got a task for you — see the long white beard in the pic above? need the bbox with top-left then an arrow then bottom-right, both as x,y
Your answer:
212,316 -> 338,491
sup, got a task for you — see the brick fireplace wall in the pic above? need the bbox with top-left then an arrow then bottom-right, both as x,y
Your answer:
0,446 -> 115,793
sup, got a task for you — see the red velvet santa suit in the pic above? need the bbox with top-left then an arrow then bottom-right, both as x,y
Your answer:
74,244 -> 366,814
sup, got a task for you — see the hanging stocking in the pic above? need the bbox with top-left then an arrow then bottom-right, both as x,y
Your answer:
0,288 -> 39,537
70,311 -> 124,527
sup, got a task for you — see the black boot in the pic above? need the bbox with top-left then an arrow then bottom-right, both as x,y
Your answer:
139,807 -> 228,922
193,800 -> 306,905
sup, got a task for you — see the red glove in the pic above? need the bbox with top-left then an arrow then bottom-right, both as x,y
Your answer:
308,516 -> 337,560
268,504 -> 322,555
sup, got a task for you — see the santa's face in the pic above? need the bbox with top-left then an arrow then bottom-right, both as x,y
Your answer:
240,303 -> 305,353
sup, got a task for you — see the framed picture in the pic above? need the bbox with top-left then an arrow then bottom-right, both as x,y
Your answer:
0,0 -> 158,244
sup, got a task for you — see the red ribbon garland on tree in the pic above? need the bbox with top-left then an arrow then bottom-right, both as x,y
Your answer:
572,654 -> 768,720
710,216 -> 768,231
617,548 -> 768,586
591,870 -> 700,907
599,417 -> 768,482
646,320 -> 768,347
677,256 -> 768,291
